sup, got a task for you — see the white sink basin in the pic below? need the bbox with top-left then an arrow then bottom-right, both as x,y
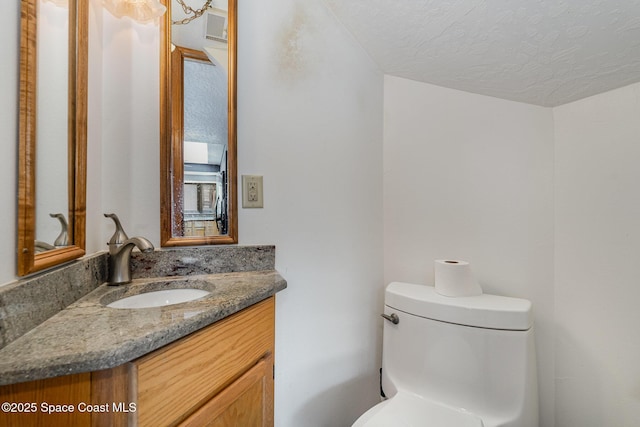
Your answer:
107,289 -> 210,309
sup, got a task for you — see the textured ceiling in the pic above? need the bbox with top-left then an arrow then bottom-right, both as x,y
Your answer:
322,0 -> 640,106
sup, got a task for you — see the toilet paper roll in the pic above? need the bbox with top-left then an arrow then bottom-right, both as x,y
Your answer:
434,259 -> 483,297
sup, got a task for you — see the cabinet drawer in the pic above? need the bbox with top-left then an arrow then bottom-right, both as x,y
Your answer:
132,297 -> 275,427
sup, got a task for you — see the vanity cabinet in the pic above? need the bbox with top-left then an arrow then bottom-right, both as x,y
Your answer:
0,297 -> 275,427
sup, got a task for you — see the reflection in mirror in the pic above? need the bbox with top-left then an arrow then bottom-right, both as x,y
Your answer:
173,47 -> 229,237
34,213 -> 69,253
36,0 -> 69,251
160,0 -> 237,246
17,0 -> 87,275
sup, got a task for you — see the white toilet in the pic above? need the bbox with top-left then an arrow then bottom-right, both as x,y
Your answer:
354,282 -> 538,427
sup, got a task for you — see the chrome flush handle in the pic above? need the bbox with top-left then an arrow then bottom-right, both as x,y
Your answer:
381,313 -> 399,325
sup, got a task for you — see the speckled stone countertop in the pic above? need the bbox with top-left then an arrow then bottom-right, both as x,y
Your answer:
0,270 -> 286,386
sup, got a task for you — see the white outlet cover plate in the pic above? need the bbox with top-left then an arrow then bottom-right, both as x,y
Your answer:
242,175 -> 263,208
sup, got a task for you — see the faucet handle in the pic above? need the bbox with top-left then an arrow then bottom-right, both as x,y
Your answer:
104,213 -> 129,248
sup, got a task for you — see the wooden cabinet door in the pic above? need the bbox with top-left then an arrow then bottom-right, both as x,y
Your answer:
133,298 -> 274,426
179,354 -> 274,427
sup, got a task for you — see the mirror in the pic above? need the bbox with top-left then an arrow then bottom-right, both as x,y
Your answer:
17,0 -> 87,276
160,0 -> 237,246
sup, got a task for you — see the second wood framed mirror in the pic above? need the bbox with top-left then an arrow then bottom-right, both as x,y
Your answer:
160,0 -> 237,246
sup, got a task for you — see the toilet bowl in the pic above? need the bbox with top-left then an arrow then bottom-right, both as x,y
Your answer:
353,282 -> 538,427
354,392 -> 483,427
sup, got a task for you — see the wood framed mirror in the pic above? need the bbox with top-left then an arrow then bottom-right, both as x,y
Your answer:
160,0 -> 238,246
17,0 -> 87,276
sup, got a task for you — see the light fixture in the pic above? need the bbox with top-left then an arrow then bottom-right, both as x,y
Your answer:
42,0 -> 68,6
103,0 -> 167,23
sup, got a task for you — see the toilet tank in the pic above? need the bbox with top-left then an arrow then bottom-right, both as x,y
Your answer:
381,282 -> 538,427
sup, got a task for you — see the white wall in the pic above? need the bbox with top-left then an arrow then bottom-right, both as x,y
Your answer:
237,1 -> 384,424
99,11 -> 161,251
383,75 -> 556,426
0,2 -> 20,285
553,82 -> 640,427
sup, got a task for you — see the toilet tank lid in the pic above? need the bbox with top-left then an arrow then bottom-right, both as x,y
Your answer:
385,282 -> 533,330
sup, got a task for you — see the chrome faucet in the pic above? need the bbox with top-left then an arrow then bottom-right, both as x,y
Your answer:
104,213 -> 154,285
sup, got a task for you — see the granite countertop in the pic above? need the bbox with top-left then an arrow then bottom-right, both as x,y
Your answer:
0,270 -> 286,386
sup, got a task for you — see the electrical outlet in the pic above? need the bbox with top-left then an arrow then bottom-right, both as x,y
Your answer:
242,175 -> 263,208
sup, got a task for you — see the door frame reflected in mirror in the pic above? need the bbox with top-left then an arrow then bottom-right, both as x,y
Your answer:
159,0 -> 238,247
17,0 -> 87,276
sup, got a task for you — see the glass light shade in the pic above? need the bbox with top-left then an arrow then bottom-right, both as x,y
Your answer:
42,0 -> 68,6
103,0 -> 167,23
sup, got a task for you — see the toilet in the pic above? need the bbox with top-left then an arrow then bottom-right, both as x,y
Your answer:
354,282 -> 538,427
